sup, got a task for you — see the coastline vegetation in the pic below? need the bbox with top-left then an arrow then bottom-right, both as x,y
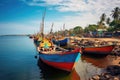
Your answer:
52,7 -> 120,37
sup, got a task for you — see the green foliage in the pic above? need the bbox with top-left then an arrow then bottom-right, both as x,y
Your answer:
100,13 -> 106,23
111,7 -> 120,20
109,19 -> 120,30
53,7 -> 120,36
107,27 -> 114,32
84,24 -> 98,33
106,7 -> 120,32
106,17 -> 110,24
73,26 -> 83,34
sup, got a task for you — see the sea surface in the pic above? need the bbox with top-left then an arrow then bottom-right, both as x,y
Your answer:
0,36 -> 118,80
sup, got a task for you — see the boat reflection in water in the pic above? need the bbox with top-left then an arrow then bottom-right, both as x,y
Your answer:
75,55 -> 115,80
81,54 -> 114,68
37,58 -> 80,80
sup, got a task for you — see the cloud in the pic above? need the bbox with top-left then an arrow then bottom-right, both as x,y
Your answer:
22,0 -> 120,22
22,0 -> 120,13
17,0 -> 120,34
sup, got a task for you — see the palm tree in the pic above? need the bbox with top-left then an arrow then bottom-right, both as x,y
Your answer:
106,17 -> 110,25
111,7 -> 120,20
97,13 -> 106,30
110,7 -> 120,31
100,13 -> 106,23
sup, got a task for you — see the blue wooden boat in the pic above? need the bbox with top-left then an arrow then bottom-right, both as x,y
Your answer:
38,47 -> 81,72
52,38 -> 69,46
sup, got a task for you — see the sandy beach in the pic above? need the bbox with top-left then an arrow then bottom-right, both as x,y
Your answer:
70,37 -> 120,42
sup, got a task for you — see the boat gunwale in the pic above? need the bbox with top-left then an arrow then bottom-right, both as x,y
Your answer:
81,44 -> 115,48
39,48 -> 80,55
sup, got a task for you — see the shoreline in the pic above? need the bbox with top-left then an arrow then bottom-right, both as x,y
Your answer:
70,36 -> 120,42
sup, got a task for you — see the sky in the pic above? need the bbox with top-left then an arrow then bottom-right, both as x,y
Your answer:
0,0 -> 120,35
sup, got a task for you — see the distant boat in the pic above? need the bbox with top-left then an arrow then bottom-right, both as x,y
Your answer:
29,35 -> 33,39
37,39 -> 81,72
81,45 -> 115,55
52,38 -> 69,46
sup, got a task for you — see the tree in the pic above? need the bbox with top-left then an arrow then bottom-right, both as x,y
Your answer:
73,26 -> 83,35
110,20 -> 120,30
107,26 -> 114,32
110,7 -> 120,31
100,13 -> 106,23
111,7 -> 120,20
97,13 -> 107,30
106,17 -> 110,25
84,24 -> 98,33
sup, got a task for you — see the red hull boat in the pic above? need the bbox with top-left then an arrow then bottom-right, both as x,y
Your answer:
81,45 -> 115,55
38,48 -> 81,72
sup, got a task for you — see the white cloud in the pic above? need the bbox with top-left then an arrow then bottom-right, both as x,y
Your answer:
22,0 -> 120,20
18,0 -> 120,34
57,12 -> 99,29
22,0 -> 120,13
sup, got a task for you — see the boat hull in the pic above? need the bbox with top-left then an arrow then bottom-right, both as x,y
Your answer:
37,58 -> 70,79
82,45 -> 115,55
52,38 -> 69,46
39,48 -> 81,72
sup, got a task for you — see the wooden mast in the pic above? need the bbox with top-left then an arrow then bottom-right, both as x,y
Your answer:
63,23 -> 65,37
40,8 -> 46,39
50,23 -> 54,34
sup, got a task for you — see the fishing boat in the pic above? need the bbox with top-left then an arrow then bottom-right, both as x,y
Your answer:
51,23 -> 69,46
38,48 -> 81,72
35,9 -> 81,72
37,38 -> 81,72
52,38 -> 69,46
29,35 -> 34,39
81,45 -> 115,55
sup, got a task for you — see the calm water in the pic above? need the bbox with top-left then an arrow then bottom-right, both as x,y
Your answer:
0,36 -> 117,80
